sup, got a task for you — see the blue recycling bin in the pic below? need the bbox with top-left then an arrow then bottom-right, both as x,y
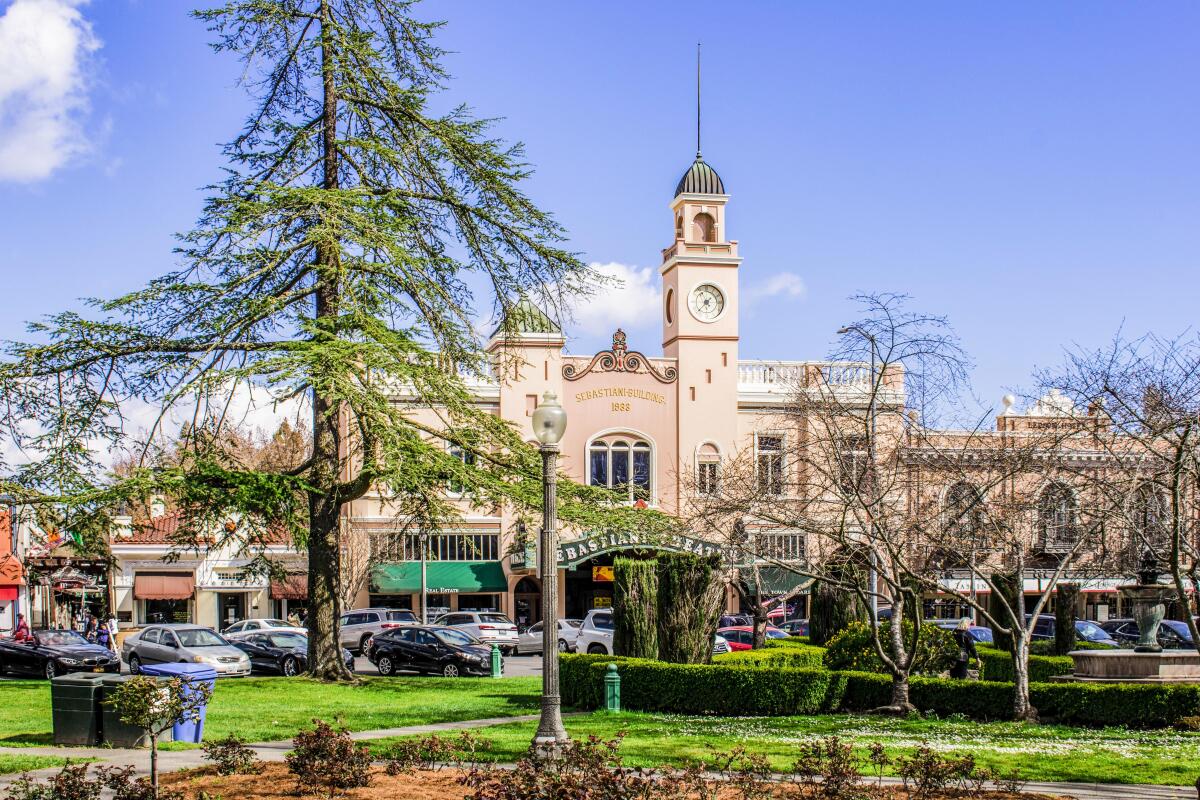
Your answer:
136,662 -> 217,743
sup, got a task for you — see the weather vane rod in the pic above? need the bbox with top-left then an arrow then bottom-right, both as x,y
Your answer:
696,42 -> 702,158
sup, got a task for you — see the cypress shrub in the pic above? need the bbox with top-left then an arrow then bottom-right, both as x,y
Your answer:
1055,583 -> 1080,655
656,553 -> 724,664
988,570 -> 1022,653
612,557 -> 658,659
808,580 -> 867,646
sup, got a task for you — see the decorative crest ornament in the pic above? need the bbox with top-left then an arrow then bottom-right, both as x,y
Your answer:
562,329 -> 678,383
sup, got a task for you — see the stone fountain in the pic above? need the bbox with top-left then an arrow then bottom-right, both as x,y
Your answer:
1066,554 -> 1200,683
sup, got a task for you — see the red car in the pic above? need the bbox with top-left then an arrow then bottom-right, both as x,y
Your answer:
717,625 -> 790,651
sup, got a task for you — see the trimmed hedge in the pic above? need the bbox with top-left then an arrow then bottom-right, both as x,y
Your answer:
976,647 -> 1074,683
714,644 -> 826,670
561,653 -> 1200,727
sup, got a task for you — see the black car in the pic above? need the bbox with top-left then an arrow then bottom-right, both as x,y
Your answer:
1101,618 -> 1196,649
1025,615 -> 1120,648
0,630 -> 121,680
367,625 -> 492,678
228,631 -> 354,676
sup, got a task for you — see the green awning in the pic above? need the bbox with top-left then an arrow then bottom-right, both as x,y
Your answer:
745,566 -> 812,597
370,561 -> 507,594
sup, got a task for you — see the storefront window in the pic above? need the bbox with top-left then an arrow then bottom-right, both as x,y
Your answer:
141,599 -> 190,625
457,593 -> 499,612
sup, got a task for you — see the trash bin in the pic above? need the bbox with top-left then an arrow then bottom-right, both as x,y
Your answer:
97,674 -> 172,748
50,673 -> 105,746
137,662 -> 217,743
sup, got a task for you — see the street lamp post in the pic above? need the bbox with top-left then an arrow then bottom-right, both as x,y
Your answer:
530,391 -> 569,758
837,326 -> 880,623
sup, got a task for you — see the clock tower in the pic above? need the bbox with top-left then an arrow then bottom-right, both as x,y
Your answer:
661,151 -> 741,510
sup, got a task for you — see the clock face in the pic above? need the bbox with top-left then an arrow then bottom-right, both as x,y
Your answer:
688,283 -> 725,322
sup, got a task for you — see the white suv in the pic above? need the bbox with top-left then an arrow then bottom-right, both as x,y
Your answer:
435,611 -> 519,655
576,609 -> 614,655
576,610 -> 731,657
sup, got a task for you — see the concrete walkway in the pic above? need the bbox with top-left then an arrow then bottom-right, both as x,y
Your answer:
0,715 -> 1193,800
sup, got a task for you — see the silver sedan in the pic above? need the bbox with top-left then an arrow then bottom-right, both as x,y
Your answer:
516,619 -> 583,654
122,624 -> 251,677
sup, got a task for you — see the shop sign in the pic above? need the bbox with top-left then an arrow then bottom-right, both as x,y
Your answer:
592,566 -> 614,582
557,531 -> 723,568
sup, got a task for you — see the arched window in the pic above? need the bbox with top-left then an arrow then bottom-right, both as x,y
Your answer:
1039,483 -> 1078,552
944,482 -> 986,547
1130,483 -> 1169,559
697,443 -> 720,495
589,436 -> 652,502
692,212 -> 716,243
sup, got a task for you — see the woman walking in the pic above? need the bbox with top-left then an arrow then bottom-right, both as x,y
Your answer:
951,617 -> 979,679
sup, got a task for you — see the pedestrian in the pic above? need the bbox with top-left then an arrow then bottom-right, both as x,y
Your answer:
84,613 -> 98,643
105,614 -> 119,652
951,617 -> 979,679
12,613 -> 30,642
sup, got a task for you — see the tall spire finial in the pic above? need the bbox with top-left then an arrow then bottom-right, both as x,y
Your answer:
696,42 -> 702,159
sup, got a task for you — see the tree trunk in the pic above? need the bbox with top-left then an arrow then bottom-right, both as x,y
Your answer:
884,673 -> 915,715
304,0 -> 353,683
150,732 -> 159,799
1011,637 -> 1038,721
751,603 -> 769,649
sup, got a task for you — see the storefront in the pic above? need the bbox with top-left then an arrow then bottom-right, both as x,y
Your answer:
26,558 -> 111,630
133,571 -> 195,624
0,554 -> 23,631
270,573 -> 308,620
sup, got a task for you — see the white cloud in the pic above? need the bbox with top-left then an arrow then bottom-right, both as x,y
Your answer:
0,0 -> 100,182
744,272 -> 807,306
568,261 -> 663,338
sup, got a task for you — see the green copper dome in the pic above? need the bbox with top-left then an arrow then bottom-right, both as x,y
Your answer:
674,156 -> 725,197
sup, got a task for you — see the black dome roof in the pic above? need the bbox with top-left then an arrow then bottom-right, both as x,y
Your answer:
674,156 -> 725,197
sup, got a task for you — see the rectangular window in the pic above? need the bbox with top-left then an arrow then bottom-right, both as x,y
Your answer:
838,436 -> 869,492
370,531 -> 499,562
447,445 -> 476,496
758,532 -> 805,561
697,461 -> 720,495
632,448 -> 651,501
611,447 -> 630,490
589,448 -> 608,487
756,435 -> 784,496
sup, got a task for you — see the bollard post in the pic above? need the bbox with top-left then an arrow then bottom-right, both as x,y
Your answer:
603,663 -> 620,713
491,645 -> 503,678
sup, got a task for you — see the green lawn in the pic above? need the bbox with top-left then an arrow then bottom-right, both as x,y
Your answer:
0,676 -> 541,748
0,755 -> 80,774
367,712 -> 1200,787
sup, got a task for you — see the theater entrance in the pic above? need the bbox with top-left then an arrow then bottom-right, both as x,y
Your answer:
565,551 -> 660,620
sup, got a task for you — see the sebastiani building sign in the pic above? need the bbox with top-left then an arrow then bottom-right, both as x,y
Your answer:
556,531 -> 724,568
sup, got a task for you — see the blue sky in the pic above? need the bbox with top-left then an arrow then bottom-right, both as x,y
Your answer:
1,1 -> 1198,418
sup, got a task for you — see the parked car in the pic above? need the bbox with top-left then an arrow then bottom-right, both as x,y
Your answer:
0,630 -> 120,679
712,634 -> 731,656
122,624 -> 251,677
717,625 -> 790,651
576,609 -> 615,655
929,619 -> 994,644
368,625 -> 493,677
778,619 -> 810,637
1026,615 -> 1120,648
434,611 -> 519,655
230,630 -> 355,676
222,618 -> 306,636
515,619 -> 582,654
339,608 -> 419,654
719,614 -> 752,628
1100,618 -> 1197,649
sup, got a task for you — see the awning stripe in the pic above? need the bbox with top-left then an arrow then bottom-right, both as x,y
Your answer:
134,572 -> 195,600
370,561 -> 507,594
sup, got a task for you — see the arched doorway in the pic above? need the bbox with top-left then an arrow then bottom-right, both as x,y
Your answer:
513,577 -> 541,630
565,551 -> 661,620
